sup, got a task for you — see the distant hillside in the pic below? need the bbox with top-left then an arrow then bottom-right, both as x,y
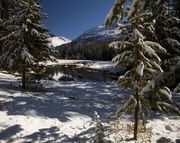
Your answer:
74,24 -> 120,44
54,24 -> 123,61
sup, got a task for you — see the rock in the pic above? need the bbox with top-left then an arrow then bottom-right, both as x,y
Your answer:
165,125 -> 174,132
59,75 -> 74,81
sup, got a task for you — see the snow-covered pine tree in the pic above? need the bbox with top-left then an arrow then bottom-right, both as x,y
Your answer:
111,28 -> 168,140
0,0 -> 11,55
0,0 -> 51,89
105,0 -> 180,140
149,2 -> 180,94
152,3 -> 180,69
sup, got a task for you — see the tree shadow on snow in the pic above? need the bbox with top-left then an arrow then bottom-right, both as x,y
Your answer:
1,81 -> 130,122
21,126 -> 96,143
0,124 -> 23,142
22,126 -> 62,143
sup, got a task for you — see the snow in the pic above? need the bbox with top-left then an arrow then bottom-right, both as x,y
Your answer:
31,29 -> 38,35
138,40 -> 162,62
128,0 -> 139,19
0,61 -> 180,142
88,61 -> 126,74
136,62 -> 144,77
144,41 -> 167,54
85,61 -> 112,70
45,60 -> 126,74
75,24 -> 121,43
51,72 -> 64,81
26,19 -> 32,23
49,36 -> 71,48
0,71 -> 125,142
112,51 -> 132,67
158,87 -> 172,103
45,59 -> 89,66
150,61 -> 163,72
134,29 -> 144,40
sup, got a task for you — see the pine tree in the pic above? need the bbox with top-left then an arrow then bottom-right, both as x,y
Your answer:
93,111 -> 106,143
152,3 -> 180,69
0,0 -> 11,55
151,3 -> 180,93
105,0 -> 180,140
0,0 -> 51,89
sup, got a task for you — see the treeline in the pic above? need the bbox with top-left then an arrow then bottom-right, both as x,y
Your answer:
54,41 -> 118,61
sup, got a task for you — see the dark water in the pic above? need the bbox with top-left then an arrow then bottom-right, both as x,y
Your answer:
45,64 -> 119,81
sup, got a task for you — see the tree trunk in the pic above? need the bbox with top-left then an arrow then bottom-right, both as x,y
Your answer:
134,88 -> 140,140
22,67 -> 26,89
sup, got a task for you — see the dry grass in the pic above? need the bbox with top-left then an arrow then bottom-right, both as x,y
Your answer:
109,120 -> 153,142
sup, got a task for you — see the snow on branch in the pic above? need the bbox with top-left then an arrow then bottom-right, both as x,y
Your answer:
136,61 -> 144,77
104,0 -> 126,27
144,41 -> 166,54
116,95 -> 137,117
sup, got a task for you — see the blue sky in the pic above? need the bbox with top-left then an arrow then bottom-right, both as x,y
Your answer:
42,0 -> 114,40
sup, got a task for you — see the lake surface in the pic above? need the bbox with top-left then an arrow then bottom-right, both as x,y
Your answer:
45,64 -> 119,81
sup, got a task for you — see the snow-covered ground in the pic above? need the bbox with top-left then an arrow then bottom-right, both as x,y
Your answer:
0,61 -> 180,143
45,59 -> 89,66
45,60 -> 126,74
0,72 -> 126,142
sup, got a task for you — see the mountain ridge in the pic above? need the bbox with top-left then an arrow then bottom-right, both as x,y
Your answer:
49,36 -> 71,48
72,23 -> 121,44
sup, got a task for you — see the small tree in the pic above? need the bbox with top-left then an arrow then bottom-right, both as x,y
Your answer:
105,0 -> 180,140
111,28 -> 170,139
93,111 -> 106,143
0,0 -> 51,89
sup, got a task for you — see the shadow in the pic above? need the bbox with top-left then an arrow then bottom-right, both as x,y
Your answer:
0,74 -> 131,142
59,126 -> 113,143
173,93 -> 180,109
157,137 -> 173,143
22,126 -> 61,143
0,124 -> 23,140
176,139 -> 180,143
1,81 -> 130,122
125,137 -> 135,141
59,127 -> 94,143
22,126 -> 96,143
0,80 -> 52,93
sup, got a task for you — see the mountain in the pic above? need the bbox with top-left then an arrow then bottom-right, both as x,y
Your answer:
49,36 -> 71,48
73,24 -> 120,44
55,24 -> 123,60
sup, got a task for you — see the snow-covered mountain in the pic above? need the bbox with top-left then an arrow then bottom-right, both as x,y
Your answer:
49,36 -> 71,48
74,24 -> 121,44
54,24 -> 123,60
